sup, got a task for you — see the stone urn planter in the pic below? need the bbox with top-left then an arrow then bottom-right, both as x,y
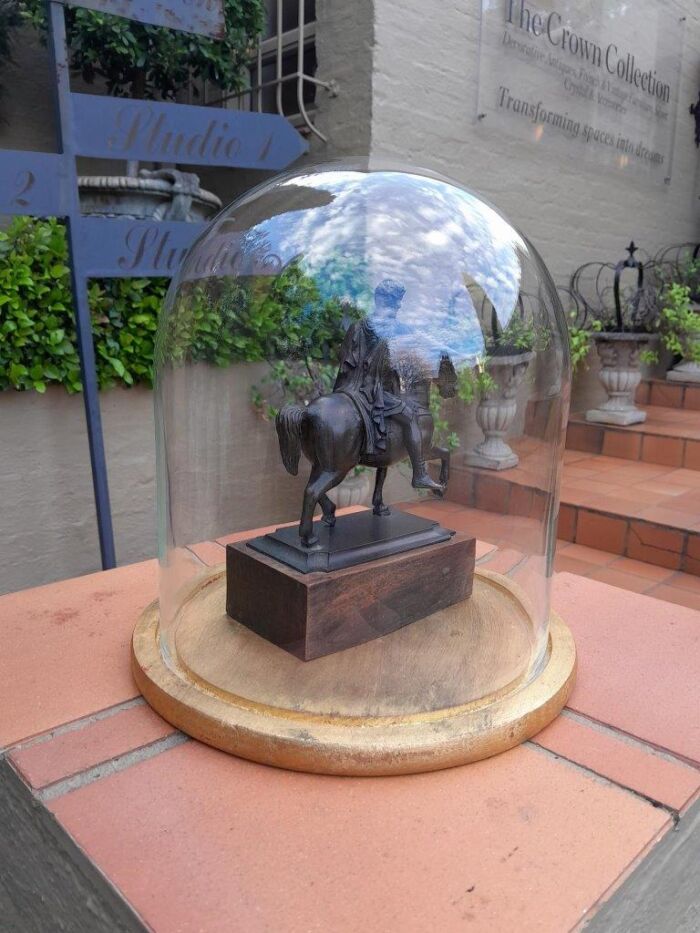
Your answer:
585,332 -> 656,425
667,311 -> 700,384
78,169 -> 221,222
328,469 -> 373,508
464,351 -> 534,471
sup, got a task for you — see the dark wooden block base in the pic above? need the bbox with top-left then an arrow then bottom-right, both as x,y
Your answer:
226,532 -> 476,661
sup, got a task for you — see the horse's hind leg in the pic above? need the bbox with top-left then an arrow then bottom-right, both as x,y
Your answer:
372,467 -> 391,516
319,492 -> 336,527
300,467 -> 347,546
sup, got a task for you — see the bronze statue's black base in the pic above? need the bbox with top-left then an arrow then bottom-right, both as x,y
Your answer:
247,510 -> 453,574
226,525 -> 476,660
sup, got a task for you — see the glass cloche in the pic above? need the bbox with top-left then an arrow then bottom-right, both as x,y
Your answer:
133,159 -> 576,775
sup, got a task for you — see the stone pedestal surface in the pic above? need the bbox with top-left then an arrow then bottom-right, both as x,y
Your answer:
1,527 -> 699,931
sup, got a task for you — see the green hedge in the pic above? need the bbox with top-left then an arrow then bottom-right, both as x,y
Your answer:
0,216 -> 167,392
0,217 -> 351,396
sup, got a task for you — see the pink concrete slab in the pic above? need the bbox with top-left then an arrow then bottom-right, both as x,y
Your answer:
553,573 -> 700,766
533,714 -> 700,814
49,741 -> 669,933
9,704 -> 175,790
0,560 -> 157,749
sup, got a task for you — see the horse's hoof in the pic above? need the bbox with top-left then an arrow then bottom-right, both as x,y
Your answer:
301,534 -> 319,548
430,487 -> 445,499
322,514 -> 336,527
373,505 -> 391,516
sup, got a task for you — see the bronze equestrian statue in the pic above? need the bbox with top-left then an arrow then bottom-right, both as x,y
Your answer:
276,279 -> 456,547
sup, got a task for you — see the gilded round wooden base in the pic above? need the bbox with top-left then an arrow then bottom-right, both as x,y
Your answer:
132,569 -> 576,776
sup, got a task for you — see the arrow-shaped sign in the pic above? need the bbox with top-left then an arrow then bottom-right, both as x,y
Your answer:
71,94 -> 309,170
56,0 -> 224,38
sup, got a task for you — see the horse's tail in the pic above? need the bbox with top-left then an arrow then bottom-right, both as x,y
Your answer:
275,404 -> 307,476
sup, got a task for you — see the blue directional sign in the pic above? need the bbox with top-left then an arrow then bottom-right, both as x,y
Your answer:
58,0 -> 224,38
0,150 -> 69,217
75,218 -> 206,277
3,0 -> 306,572
71,94 -> 309,170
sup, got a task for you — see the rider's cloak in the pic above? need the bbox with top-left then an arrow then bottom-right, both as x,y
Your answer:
333,319 -> 405,456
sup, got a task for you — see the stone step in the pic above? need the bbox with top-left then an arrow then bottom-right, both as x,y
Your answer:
444,455 -> 700,576
567,406 -> 700,469
636,379 -> 700,410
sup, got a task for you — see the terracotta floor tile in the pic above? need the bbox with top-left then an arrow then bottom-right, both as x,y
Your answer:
646,584 -> 700,612
629,519 -> 687,550
636,382 -> 651,405
685,386 -> 700,410
0,560 -> 157,749
633,480 -> 689,498
563,450 -> 591,464
664,468 -> 700,488
561,487 -> 601,508
603,465 -> 673,485
571,455 -> 634,473
560,465 -> 601,480
657,490 -> 700,514
8,704 -> 175,790
562,480 -> 620,497
554,555 -> 596,575
601,483 -> 664,504
649,382 -> 685,408
533,714 -> 700,814
566,420 -> 603,454
585,566 -> 656,595
636,506 -> 694,530
553,573 -> 700,765
48,741 -> 670,933
607,557 -> 675,583
640,435 -> 684,468
601,431 -> 642,461
575,511 -> 628,554
557,504 -> 577,542
559,543 -> 616,566
592,497 -> 650,520
684,439 -> 700,470
665,571 -> 700,594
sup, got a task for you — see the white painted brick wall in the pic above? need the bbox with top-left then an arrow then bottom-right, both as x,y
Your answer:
368,0 -> 700,285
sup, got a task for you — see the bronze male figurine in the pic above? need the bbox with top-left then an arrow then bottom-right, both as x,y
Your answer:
276,280 -> 455,547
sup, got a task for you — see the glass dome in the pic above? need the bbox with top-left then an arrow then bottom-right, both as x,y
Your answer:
142,159 -> 573,772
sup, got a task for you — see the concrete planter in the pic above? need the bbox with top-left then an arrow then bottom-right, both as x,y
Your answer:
78,169 -> 221,222
667,321 -> 700,384
327,469 -> 372,508
586,332 -> 655,426
464,352 -> 534,471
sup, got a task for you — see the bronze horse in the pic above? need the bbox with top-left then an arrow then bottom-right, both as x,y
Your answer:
276,365 -> 455,547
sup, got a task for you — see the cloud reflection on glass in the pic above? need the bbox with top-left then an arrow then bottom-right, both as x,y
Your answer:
236,169 -> 527,371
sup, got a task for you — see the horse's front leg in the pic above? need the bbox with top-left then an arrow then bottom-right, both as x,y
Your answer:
372,466 -> 391,516
429,446 -> 449,494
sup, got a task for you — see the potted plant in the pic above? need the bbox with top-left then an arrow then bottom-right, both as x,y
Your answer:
21,0 -> 264,219
461,299 -> 542,470
572,243 -> 658,426
649,283 -> 700,384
